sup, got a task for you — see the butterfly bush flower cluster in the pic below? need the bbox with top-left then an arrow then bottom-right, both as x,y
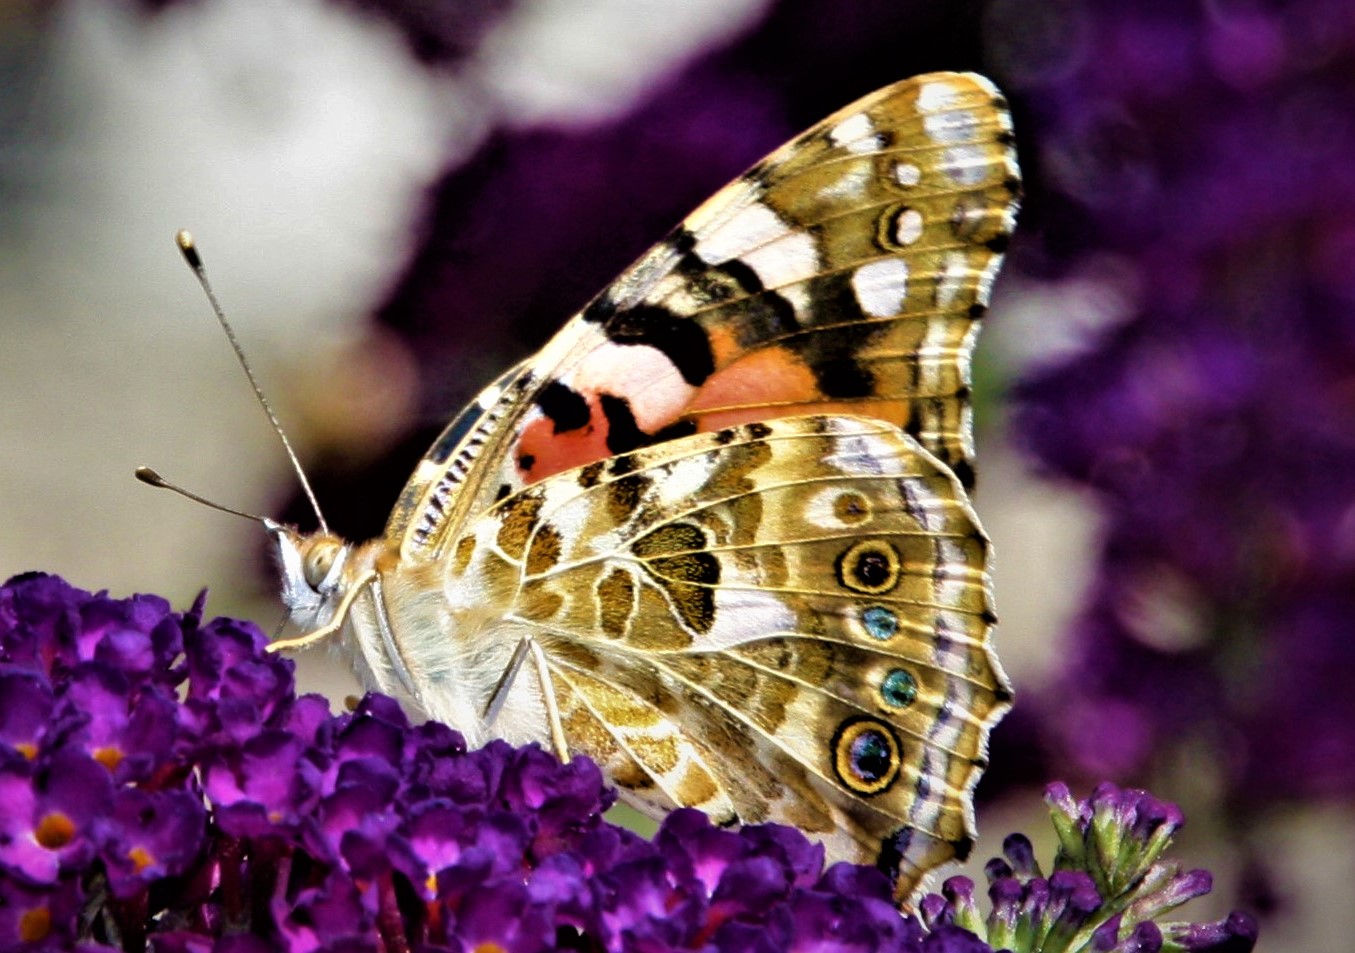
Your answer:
0,573 -> 1253,952
922,784 -> 1257,953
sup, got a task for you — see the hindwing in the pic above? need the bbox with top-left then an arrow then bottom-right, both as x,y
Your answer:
445,416 -> 1009,898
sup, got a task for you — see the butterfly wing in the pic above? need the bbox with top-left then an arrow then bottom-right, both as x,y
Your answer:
386,72 -> 1020,562
361,71 -> 1019,902
443,415 -> 1008,899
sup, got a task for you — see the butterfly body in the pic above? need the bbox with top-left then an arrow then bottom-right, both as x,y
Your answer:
270,72 -> 1019,900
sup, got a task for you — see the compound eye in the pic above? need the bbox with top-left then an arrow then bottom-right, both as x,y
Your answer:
302,540 -> 339,591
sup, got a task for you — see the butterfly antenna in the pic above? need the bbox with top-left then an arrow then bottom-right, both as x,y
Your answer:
135,466 -> 270,524
175,230 -> 331,535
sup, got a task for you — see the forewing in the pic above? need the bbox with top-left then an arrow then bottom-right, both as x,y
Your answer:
448,416 -> 1011,900
388,73 -> 1019,561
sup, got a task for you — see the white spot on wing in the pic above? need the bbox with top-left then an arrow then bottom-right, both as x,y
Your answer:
976,256 -> 1003,307
918,315 -> 952,393
894,162 -> 922,187
942,145 -> 989,185
924,108 -> 979,145
958,401 -> 976,460
825,428 -> 899,475
803,487 -> 839,529
740,230 -> 820,289
695,201 -> 821,289
894,208 -> 924,246
476,383 -> 502,409
852,259 -> 910,318
705,589 -> 797,650
695,201 -> 788,264
655,454 -> 715,510
917,81 -> 961,114
571,341 -> 694,432
936,251 -> 970,308
829,112 -> 880,154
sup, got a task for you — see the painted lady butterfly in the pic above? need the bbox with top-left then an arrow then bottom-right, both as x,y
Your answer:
265,72 -> 1018,900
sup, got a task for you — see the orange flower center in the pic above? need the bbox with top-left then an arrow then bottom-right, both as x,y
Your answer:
19,908 -> 51,942
92,747 -> 124,771
128,845 -> 156,873
34,812 -> 75,849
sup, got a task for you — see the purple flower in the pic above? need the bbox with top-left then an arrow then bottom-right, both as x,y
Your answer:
0,748 -> 111,884
0,872 -> 84,949
56,664 -> 181,785
0,669 -> 54,761
99,788 -> 206,899
0,575 -> 1256,951
920,784 -> 1257,953
4,572 -> 1005,951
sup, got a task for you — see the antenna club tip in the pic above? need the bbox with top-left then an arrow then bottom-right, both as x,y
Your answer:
134,466 -> 268,524
176,230 -> 203,270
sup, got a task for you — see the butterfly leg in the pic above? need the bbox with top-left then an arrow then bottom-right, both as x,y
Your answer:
528,639 -> 570,763
482,636 -> 531,726
481,635 -> 570,763
368,577 -> 420,700
267,570 -> 377,652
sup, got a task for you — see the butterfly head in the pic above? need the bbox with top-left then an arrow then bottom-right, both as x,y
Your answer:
265,519 -> 352,629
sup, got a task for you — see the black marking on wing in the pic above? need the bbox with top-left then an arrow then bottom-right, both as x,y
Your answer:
949,458 -> 976,491
877,827 -> 913,888
582,294 -> 617,323
599,394 -> 697,456
669,226 -> 698,256
785,272 -> 882,399
603,303 -> 716,387
815,358 -> 877,399
600,394 -> 647,454
951,834 -> 973,862
668,229 -> 802,346
536,380 -> 591,434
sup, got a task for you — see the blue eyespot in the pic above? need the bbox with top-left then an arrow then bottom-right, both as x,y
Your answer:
881,668 -> 918,708
849,729 -> 892,783
862,605 -> 898,641
831,716 -> 902,796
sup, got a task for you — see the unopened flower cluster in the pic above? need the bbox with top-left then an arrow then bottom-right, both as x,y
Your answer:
0,574 -> 1254,951
922,784 -> 1257,953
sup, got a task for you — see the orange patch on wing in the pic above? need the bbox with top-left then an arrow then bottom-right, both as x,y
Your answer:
705,325 -> 744,367
686,348 -> 820,430
515,397 -> 613,484
514,347 -> 909,487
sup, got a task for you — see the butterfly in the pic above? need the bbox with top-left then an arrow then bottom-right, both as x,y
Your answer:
266,72 -> 1018,902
